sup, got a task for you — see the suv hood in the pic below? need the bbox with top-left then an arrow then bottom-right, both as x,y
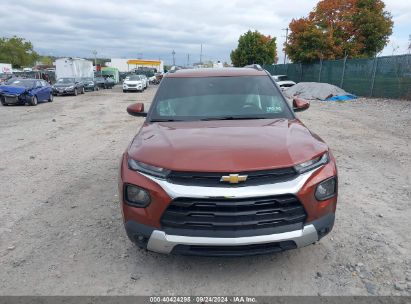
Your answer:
128,119 -> 328,172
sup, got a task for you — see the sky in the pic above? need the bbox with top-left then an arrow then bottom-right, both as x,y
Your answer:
0,0 -> 410,65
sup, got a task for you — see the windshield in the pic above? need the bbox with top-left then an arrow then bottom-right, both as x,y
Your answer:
95,77 -> 104,81
57,78 -> 75,84
150,76 -> 294,121
127,75 -> 140,81
8,79 -> 35,88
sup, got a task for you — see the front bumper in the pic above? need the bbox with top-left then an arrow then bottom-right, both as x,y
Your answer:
53,87 -> 75,95
120,152 -> 338,256
84,84 -> 95,90
1,94 -> 28,104
123,84 -> 143,91
124,213 -> 334,256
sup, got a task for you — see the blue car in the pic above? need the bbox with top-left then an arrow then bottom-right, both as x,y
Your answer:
0,78 -> 53,106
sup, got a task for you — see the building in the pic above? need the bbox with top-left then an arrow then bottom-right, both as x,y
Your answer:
106,58 -> 164,73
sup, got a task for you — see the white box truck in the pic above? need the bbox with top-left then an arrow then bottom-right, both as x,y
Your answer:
55,58 -> 93,80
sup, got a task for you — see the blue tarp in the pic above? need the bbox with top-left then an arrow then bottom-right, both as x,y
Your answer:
325,94 -> 358,101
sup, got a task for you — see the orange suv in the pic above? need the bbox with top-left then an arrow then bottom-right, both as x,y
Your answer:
119,65 -> 338,256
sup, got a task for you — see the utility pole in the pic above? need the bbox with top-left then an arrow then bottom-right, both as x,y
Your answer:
92,50 -> 97,75
282,28 -> 289,65
200,44 -> 203,65
408,34 -> 411,54
187,53 -> 190,67
172,50 -> 176,66
92,50 -> 97,67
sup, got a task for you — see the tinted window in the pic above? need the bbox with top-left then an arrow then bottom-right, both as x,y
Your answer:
128,75 -> 141,81
150,76 -> 294,121
57,78 -> 74,83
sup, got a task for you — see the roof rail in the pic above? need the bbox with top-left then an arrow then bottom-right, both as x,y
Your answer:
244,64 -> 264,71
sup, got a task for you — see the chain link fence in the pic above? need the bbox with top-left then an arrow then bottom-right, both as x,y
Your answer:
264,54 -> 411,99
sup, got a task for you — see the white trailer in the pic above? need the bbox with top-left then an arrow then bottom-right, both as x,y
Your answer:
0,63 -> 12,74
55,58 -> 93,80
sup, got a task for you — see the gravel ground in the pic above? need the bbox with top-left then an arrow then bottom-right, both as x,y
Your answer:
0,86 -> 410,296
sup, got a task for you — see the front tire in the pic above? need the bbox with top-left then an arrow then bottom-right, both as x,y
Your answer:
73,88 -> 78,96
29,96 -> 38,106
1,97 -> 7,106
48,93 -> 53,102
81,87 -> 85,94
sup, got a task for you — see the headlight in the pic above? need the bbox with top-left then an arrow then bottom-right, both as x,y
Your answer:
68,86 -> 74,89
124,184 -> 150,207
294,152 -> 329,174
128,158 -> 170,178
315,177 -> 337,201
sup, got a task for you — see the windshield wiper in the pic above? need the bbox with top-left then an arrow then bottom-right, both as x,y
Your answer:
200,116 -> 266,121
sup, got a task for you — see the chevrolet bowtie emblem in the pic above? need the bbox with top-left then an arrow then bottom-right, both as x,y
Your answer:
220,174 -> 248,184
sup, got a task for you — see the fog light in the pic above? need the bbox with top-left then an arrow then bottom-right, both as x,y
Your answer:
125,184 -> 151,207
315,177 -> 337,201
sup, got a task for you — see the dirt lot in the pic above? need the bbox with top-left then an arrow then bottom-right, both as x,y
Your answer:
0,86 -> 410,296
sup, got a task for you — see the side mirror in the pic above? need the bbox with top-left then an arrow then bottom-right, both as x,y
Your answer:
127,103 -> 147,117
293,98 -> 310,112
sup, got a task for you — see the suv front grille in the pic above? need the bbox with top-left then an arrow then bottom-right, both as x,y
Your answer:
161,195 -> 307,237
171,241 -> 297,256
167,167 -> 297,187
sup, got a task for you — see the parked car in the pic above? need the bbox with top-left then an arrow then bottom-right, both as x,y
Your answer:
148,75 -> 157,84
119,66 -> 338,256
52,78 -> 85,96
151,72 -> 163,84
94,77 -> 114,89
139,74 -> 148,89
272,75 -> 296,90
81,77 -> 99,91
123,75 -> 144,92
94,77 -> 107,89
0,78 -> 53,106
105,77 -> 115,89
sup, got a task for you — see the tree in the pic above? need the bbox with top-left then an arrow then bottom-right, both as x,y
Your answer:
39,56 -> 53,66
0,36 -> 39,68
230,30 -> 277,67
285,0 -> 393,62
352,0 -> 393,57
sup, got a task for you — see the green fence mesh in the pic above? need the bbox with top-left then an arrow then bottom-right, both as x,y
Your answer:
264,54 -> 411,99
